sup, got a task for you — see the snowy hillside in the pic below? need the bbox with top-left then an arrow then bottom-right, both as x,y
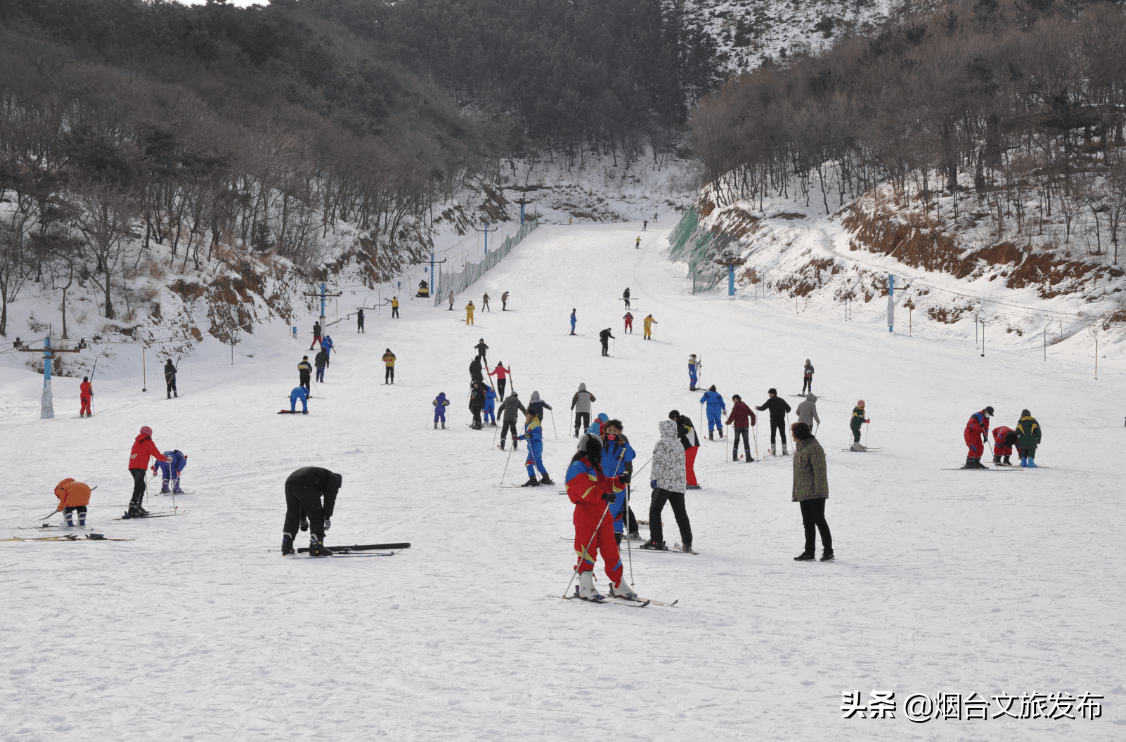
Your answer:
2,220 -> 1124,740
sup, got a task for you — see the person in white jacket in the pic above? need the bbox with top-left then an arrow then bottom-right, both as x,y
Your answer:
642,420 -> 694,552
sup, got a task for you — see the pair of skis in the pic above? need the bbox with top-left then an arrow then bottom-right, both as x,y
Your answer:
3,533 -> 134,542
114,510 -> 186,520
289,542 -> 411,558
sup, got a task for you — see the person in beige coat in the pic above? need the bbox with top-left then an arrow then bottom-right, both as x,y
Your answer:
791,422 -> 833,562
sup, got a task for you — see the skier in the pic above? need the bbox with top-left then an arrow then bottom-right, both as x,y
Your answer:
164,359 -> 178,399
991,426 -> 1019,466
298,356 -> 312,393
643,219 -> 648,231
599,328 -> 614,357
643,314 -> 657,340
498,391 -> 527,450
501,291 -> 509,311
569,309 -> 577,335
426,392 -> 448,430
482,292 -> 490,312
521,409 -> 553,486
529,391 -> 553,421
321,335 -> 333,363
688,354 -> 702,391
635,236 -> 641,249
483,384 -> 497,426
55,478 -> 92,528
848,401 -> 869,451
643,420 -> 692,552
152,450 -> 188,494
601,419 -> 639,543
669,409 -> 701,489
290,385 -> 309,414
79,376 -> 93,417
469,355 -> 484,385
127,426 -> 169,517
726,394 -> 756,462
623,312 -> 634,334
391,296 -> 399,318
281,467 -> 342,557
796,393 -> 821,430
755,389 -> 792,455
1016,409 -> 1041,467
382,349 -> 396,384
791,422 -> 833,562
465,300 -> 475,325
565,435 -> 635,601
801,359 -> 814,394
475,338 -> 489,367
314,348 -> 328,383
356,308 -> 365,333
448,291 -> 455,310
700,385 -> 726,439
963,406 -> 993,469
489,361 -> 511,398
571,383 -> 596,437
468,381 -> 485,429
623,287 -> 631,309
310,321 -> 321,351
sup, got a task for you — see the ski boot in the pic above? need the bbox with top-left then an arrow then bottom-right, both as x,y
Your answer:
77,510 -> 86,527
640,540 -> 668,551
173,485 -> 183,495
499,440 -> 506,450
970,458 -> 987,469
577,570 -> 603,601
610,579 -> 638,600
821,549 -> 835,562
794,550 -> 815,561
718,429 -> 724,439
992,455 -> 1002,465
160,486 -> 171,494
308,535 -> 332,557
1026,458 -> 1038,468
512,439 -> 520,450
522,477 -> 540,487
64,510 -> 75,527
281,534 -> 295,556
709,430 -> 714,441
1002,455 -> 1012,466
441,421 -> 446,430
675,542 -> 693,553
782,444 -> 789,456
745,453 -> 754,462
539,475 -> 554,486
434,421 -> 437,429
299,515 -> 309,532
626,531 -> 643,541
770,447 -> 776,456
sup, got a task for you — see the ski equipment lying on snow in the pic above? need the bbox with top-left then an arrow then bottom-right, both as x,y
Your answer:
3,533 -> 134,542
295,542 -> 411,554
114,510 -> 186,520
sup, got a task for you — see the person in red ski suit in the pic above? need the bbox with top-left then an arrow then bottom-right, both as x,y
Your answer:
489,362 -> 511,398
79,376 -> 93,418
991,426 -> 1019,466
566,436 -> 634,601
963,406 -> 993,469
623,312 -> 634,333
127,426 -> 168,517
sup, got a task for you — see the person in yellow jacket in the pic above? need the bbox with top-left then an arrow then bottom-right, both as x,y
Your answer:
643,314 -> 657,340
465,300 -> 475,325
391,296 -> 399,318
55,478 -> 93,527
382,348 -> 397,384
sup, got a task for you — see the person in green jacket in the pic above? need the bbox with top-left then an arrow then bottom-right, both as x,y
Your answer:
1016,409 -> 1042,467
849,400 -> 869,451
791,422 -> 832,562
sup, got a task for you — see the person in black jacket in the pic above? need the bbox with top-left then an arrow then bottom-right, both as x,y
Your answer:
469,381 -> 486,430
469,355 -> 484,384
599,328 -> 614,357
668,409 -> 701,490
281,467 -> 342,557
475,338 -> 489,368
297,356 -> 312,393
756,388 -> 792,455
164,359 -> 178,399
314,349 -> 329,383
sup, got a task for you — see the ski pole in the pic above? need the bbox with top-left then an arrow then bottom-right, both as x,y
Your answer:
41,509 -> 59,521
633,457 -> 653,476
491,417 -> 499,447
500,445 -> 514,484
699,403 -> 704,431
752,423 -> 760,460
562,501 -> 612,598
624,483 -> 634,585
727,423 -> 732,460
865,421 -> 870,449
550,408 -> 557,439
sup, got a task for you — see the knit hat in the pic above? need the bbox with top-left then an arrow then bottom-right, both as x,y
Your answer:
1021,409 -> 1030,417
140,426 -> 152,436
857,400 -> 865,408
597,413 -> 609,423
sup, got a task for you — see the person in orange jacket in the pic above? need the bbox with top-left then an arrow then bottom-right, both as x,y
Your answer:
55,478 -> 92,527
127,426 -> 168,517
79,376 -> 94,417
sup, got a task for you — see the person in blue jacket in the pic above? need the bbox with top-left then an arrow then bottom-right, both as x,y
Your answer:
433,392 -> 450,429
152,449 -> 188,494
601,419 -> 639,543
321,335 -> 334,363
521,409 -> 553,486
483,385 -> 497,426
700,385 -> 726,439
570,308 -> 577,335
688,354 -> 702,391
290,386 -> 309,413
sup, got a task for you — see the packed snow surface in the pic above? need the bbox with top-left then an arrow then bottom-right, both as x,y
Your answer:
2,222 -> 1124,740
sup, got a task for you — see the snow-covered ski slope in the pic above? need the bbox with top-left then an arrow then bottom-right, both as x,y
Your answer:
2,222 -> 1124,740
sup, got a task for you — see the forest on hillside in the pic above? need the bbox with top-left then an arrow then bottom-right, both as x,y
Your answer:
0,0 -> 719,336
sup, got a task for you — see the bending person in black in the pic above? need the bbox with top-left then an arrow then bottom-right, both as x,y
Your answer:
282,467 -> 342,556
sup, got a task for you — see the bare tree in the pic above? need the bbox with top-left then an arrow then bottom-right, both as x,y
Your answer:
72,182 -> 136,320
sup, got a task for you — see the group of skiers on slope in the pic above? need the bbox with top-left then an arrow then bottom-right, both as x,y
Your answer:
621,311 -> 657,339
963,407 -> 1043,468
111,426 -> 188,519
466,342 -> 518,430
290,325 -> 342,412
448,291 -> 510,312
75,358 -> 177,415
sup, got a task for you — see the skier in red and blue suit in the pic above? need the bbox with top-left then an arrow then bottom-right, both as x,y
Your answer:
522,410 -> 553,486
566,435 -> 634,601
990,425 -> 1019,466
600,419 -> 637,543
963,406 -> 993,469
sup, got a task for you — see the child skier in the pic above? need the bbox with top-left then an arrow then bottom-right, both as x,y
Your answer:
849,400 -> 869,451
991,426 -> 1019,465
565,435 -> 635,601
962,406 -> 993,469
700,385 -> 726,439
1016,409 -> 1042,467
601,419 -> 638,543
570,309 -> 577,335
643,420 -> 692,552
79,376 -> 94,417
522,409 -> 553,486
623,312 -> 634,333
55,478 -> 92,527
152,450 -> 188,494
643,314 -> 657,340
290,386 -> 309,414
688,354 -> 702,390
433,392 -> 450,429
483,385 -> 497,426
382,349 -> 396,384
669,410 -> 701,489
726,394 -> 756,462
127,426 -> 169,517
801,359 -> 814,394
